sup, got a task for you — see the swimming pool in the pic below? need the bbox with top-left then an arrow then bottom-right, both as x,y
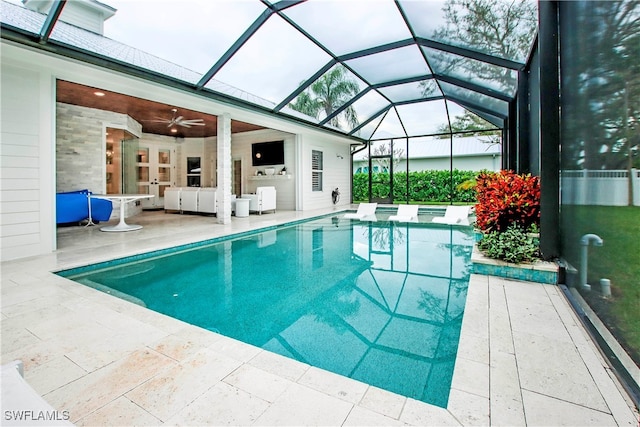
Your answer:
59,214 -> 475,408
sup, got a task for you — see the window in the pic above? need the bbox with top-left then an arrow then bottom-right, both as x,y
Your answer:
312,150 -> 323,191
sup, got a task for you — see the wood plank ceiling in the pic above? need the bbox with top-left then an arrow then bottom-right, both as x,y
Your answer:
56,80 -> 265,138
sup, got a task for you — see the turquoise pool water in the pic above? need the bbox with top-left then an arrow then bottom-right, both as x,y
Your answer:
59,215 -> 475,408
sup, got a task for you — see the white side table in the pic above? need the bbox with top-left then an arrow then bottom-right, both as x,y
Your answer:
235,198 -> 250,218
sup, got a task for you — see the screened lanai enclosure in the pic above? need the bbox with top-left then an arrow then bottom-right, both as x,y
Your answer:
1,0 -> 534,205
2,0 -> 639,404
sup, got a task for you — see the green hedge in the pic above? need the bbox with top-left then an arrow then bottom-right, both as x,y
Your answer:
353,170 -> 478,203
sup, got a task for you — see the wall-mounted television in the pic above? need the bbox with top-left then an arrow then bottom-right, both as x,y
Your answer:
252,140 -> 285,166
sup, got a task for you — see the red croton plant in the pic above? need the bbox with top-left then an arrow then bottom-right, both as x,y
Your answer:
474,170 -> 541,232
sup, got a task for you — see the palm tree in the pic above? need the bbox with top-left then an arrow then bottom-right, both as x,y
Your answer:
289,65 -> 360,130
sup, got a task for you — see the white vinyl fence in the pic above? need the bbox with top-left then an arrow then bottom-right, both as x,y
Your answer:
561,169 -> 640,206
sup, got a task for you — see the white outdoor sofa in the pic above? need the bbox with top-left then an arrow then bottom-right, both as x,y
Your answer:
164,187 -> 217,215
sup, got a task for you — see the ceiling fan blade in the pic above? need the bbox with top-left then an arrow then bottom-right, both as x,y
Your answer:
175,116 -> 184,122
179,123 -> 192,128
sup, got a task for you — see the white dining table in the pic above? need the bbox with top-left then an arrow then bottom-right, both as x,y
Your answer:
91,194 -> 154,232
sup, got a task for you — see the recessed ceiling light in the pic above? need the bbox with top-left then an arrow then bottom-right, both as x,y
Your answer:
171,128 -> 177,133
94,91 -> 105,97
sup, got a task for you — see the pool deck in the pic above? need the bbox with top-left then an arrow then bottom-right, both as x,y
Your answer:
1,208 -> 638,426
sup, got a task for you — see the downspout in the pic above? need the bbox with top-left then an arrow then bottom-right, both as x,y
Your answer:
351,142 -> 368,204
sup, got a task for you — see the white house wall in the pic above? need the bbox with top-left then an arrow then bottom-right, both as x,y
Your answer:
0,40 -> 356,262
354,154 -> 501,173
299,134 -> 352,211
0,62 -> 55,261
231,129 -> 296,211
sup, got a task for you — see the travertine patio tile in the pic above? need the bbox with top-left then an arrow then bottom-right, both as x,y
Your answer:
488,280 -> 515,354
75,396 -> 162,427
254,382 -> 353,426
2,293 -> 82,318
171,324 -> 223,348
522,389 -> 616,426
126,347 -> 242,422
1,325 -> 41,354
44,348 -> 176,423
501,279 -> 554,307
450,357 -> 489,399
222,363 -> 292,403
26,310 -> 114,339
65,331 -> 164,372
399,398 -> 461,426
513,331 -> 609,412
489,351 -> 525,426
359,386 -> 407,420
248,349 -> 310,382
1,281 -> 75,308
24,355 -> 86,395
510,302 -> 573,343
557,322 -> 639,425
343,405 -> 408,426
1,336 -> 77,370
1,304 -> 74,334
459,304 -> 489,340
165,381 -> 269,426
297,366 -> 368,405
447,388 -> 490,426
209,334 -> 262,362
455,332 -> 489,365
150,332 -> 209,362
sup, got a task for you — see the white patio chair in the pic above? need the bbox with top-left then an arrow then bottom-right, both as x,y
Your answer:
244,186 -> 276,214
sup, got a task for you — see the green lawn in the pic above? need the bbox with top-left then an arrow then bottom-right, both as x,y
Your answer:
561,205 -> 640,364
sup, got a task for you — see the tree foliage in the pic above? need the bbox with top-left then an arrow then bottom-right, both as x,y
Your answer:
434,0 -> 537,81
352,169 -> 478,203
288,65 -> 360,130
361,142 -> 405,172
435,112 -> 501,144
428,0 -> 537,133
562,1 -> 640,170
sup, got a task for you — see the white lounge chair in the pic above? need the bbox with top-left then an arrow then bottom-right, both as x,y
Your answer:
389,204 -> 419,222
344,203 -> 378,221
432,205 -> 472,225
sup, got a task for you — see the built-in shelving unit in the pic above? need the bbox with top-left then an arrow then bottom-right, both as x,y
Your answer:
249,174 -> 292,181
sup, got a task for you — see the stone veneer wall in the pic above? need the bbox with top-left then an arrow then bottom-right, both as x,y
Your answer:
56,102 -> 138,193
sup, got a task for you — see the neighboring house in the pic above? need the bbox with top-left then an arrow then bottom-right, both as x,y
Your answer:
353,137 -> 502,173
0,0 -> 353,262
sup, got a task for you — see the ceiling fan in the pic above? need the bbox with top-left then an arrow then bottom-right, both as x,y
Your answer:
146,108 -> 205,128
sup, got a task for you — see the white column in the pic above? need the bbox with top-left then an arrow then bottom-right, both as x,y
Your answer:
217,113 -> 232,224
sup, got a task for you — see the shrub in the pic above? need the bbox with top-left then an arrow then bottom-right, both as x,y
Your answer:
352,169 -> 479,203
477,224 -> 540,263
475,170 -> 540,232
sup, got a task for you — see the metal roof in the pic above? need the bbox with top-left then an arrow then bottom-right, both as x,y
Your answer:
0,0 -> 538,142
